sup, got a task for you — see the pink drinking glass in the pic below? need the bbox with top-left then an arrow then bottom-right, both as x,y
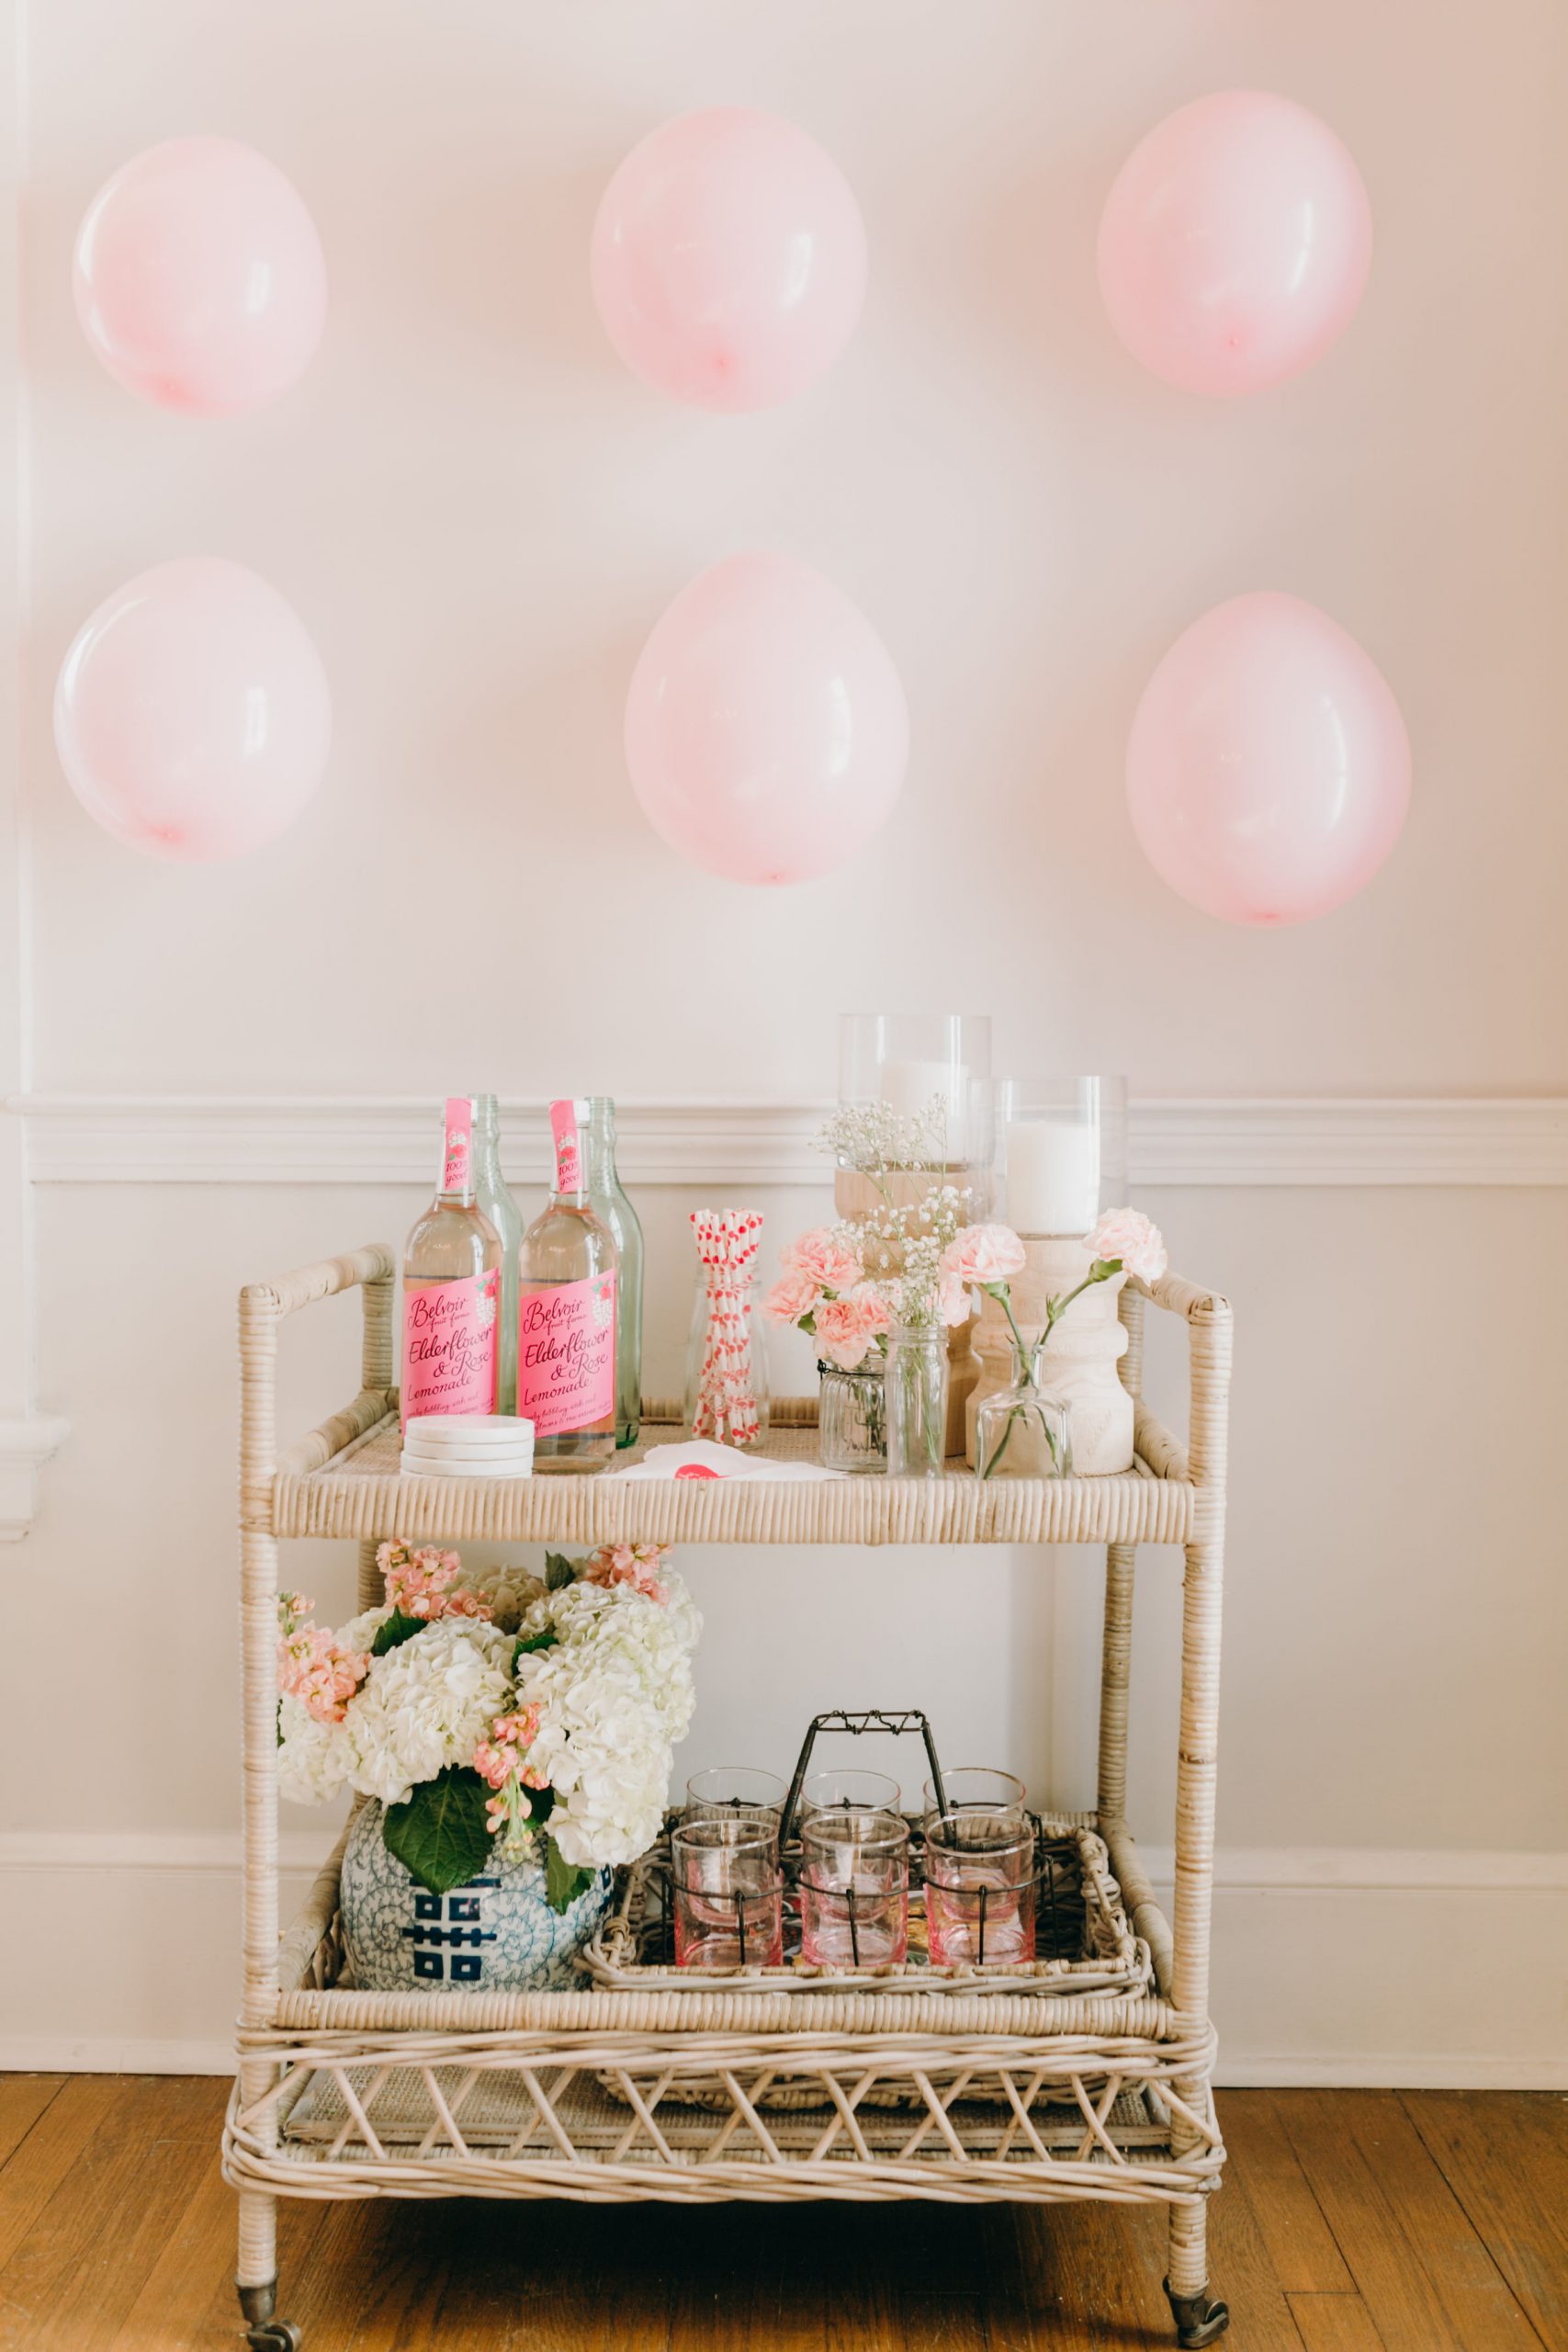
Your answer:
671,1818 -> 784,1969
922,1809 -> 1037,1969
799,1806 -> 908,1970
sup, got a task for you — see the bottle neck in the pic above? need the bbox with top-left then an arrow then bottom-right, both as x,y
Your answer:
468,1095 -> 504,1189
581,1098 -> 618,1191
548,1098 -> 589,1206
438,1096 -> 477,1206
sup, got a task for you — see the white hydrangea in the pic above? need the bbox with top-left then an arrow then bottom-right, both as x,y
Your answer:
457,1559 -> 546,1633
339,1616 -> 516,1806
276,1690 -> 349,1805
512,1568 -> 702,1868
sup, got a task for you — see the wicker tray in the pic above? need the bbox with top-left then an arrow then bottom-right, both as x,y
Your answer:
583,1818 -> 1152,2002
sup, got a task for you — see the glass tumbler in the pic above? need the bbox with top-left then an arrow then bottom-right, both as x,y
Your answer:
799,1807 -> 909,1970
685,1768 -> 787,1830
799,1768 -> 902,1824
671,1819 -> 784,1969
921,1768 -> 1027,1823
922,1809 -> 1038,1968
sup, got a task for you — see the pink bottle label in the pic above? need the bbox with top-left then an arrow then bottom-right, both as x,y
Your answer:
400,1269 -> 499,1425
517,1270 -> 616,1438
443,1097 -> 474,1195
548,1098 -> 581,1195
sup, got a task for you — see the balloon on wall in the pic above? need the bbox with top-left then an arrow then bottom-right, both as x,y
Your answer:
1125,592 -> 1410,925
625,550 -> 908,884
73,137 -> 328,414
54,558 -> 333,861
591,108 -> 867,412
1098,93 -> 1372,397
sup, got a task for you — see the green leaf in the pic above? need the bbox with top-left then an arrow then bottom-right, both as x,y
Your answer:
545,1551 -> 577,1592
527,1783 -> 556,1827
513,1627 -> 559,1663
382,1766 -> 495,1896
371,1608 -> 426,1657
543,1834 -> 594,1915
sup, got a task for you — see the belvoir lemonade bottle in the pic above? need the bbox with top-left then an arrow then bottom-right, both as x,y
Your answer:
400,1097 -> 502,1430
516,1098 -> 618,1471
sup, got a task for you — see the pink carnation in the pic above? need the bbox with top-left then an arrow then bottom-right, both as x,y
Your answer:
583,1541 -> 671,1601
847,1282 -> 892,1338
941,1223 -> 1028,1286
782,1227 -> 863,1295
763,1271 -> 821,1325
813,1294 -> 879,1373
938,1270 -> 971,1327
1086,1208 -> 1167,1284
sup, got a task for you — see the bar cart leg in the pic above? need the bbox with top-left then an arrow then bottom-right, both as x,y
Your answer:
237,2189 -> 300,2346
1164,2199 -> 1229,2345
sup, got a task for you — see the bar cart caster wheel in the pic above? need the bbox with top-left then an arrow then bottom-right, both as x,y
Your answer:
244,2327 -> 301,2352
1165,2281 -> 1230,2347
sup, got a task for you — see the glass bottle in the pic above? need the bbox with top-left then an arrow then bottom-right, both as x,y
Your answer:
817,1352 -> 886,1474
582,1098 -> 642,1448
400,1097 -> 502,1430
469,1094 -> 522,1416
516,1098 -> 618,1473
884,1322 -> 949,1479
975,1341 -> 1073,1481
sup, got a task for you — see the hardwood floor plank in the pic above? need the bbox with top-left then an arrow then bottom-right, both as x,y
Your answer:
0,2078 -> 137,2274
1269,2098 -> 1504,2352
1220,2091 -> 1354,2293
0,2080 -> 64,2176
1404,2091 -> 1568,2350
1289,2293 -> 1389,2350
107,2154 -> 331,2352
1013,2191 -> 1180,2346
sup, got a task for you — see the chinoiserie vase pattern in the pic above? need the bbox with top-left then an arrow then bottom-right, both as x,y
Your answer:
339,1801 -> 614,1993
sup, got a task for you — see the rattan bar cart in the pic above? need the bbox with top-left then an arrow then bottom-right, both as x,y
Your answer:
223,1243 -> 1234,2349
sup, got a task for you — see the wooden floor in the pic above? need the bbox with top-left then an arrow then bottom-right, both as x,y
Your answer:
0,2078 -> 1562,2350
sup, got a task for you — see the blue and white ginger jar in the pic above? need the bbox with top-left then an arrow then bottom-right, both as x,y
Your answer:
340,1802 -> 614,1993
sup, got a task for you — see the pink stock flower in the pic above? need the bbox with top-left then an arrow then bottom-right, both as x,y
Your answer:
583,1542 -> 671,1602
813,1294 -> 879,1373
941,1223 -> 1028,1287
782,1227 -> 863,1295
276,1623 -> 370,1726
762,1271 -> 820,1325
1086,1208 -> 1168,1284
378,1540 -> 491,1623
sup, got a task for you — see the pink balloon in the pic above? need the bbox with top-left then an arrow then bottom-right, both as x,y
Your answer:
592,108 -> 867,412
1098,92 -> 1371,397
625,551 -> 908,884
54,558 -> 332,861
1126,593 -> 1410,925
74,137 -> 327,414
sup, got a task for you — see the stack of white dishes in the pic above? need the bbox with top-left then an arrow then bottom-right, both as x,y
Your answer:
400,1414 -> 535,1480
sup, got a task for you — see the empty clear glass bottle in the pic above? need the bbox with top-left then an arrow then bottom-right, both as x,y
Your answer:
469,1094 -> 522,1416
583,1098 -> 642,1448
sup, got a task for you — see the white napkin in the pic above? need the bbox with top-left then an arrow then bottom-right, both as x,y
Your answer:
604,1439 -> 847,1483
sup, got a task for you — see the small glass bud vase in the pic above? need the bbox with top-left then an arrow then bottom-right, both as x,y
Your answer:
884,1322 -> 949,1480
976,1343 -> 1073,1482
818,1353 -> 886,1474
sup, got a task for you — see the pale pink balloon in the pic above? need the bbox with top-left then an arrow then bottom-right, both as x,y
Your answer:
54,558 -> 332,861
625,551 -> 908,884
73,136 -> 327,414
1098,92 -> 1371,397
592,108 -> 867,412
1126,593 -> 1410,925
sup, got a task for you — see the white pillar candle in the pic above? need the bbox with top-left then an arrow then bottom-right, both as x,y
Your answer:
878,1058 -> 962,1121
1004,1117 -> 1099,1235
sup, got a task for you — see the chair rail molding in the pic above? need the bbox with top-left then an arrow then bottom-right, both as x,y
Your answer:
0,1414 -> 70,1541
6,1092 -> 1568,1188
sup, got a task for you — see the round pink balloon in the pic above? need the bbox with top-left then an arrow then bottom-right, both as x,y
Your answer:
74,136 -> 327,414
54,558 -> 332,861
625,551 -> 908,884
591,107 -> 867,412
1126,593 -> 1410,925
1098,92 -> 1371,396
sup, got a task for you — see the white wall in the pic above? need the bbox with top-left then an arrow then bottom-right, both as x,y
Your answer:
3,0 -> 1565,2085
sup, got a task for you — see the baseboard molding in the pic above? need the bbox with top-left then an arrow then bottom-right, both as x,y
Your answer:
7,1093 -> 1568,1188
2,1836 -> 1562,2087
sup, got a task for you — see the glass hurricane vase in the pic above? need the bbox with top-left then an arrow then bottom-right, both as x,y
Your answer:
975,1343 -> 1073,1481
884,1323 -> 949,1480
